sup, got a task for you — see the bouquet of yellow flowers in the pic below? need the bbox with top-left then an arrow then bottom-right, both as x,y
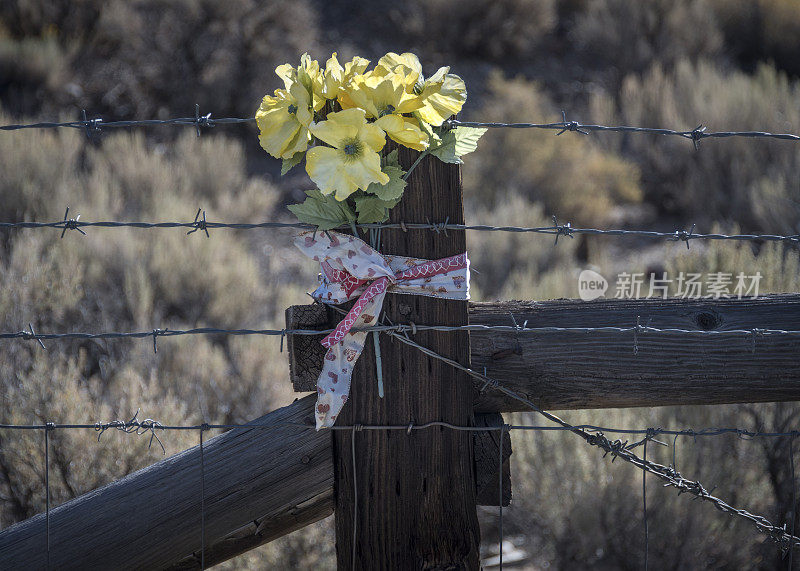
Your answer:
255,52 -> 485,229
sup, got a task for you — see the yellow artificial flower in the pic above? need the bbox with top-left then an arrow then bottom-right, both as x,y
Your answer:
255,83 -> 314,159
376,52 -> 467,126
415,71 -> 467,126
306,108 -> 389,200
345,70 -> 421,118
343,70 -> 428,150
320,52 -> 370,100
276,53 -> 326,112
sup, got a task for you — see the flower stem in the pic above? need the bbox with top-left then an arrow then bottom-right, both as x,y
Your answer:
402,150 -> 429,181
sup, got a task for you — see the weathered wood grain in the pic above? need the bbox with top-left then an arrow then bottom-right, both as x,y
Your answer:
474,413 -> 512,507
286,295 -> 800,412
0,395 -> 332,570
471,294 -> 800,412
286,303 -> 336,392
334,143 -> 481,569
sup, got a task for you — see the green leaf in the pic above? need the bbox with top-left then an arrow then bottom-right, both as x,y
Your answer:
281,152 -> 304,176
428,126 -> 487,165
453,126 -> 487,158
382,149 -> 400,168
287,189 -> 356,230
353,195 -> 395,224
428,129 -> 461,164
366,163 -> 406,202
416,115 -> 442,147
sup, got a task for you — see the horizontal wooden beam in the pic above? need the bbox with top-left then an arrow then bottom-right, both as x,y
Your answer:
0,395 -> 333,570
287,295 -> 800,413
472,294 -> 800,412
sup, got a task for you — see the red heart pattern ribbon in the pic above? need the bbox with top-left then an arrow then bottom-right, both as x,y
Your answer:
295,230 -> 470,429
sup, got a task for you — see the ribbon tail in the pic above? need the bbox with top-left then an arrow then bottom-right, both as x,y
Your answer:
314,289 -> 387,429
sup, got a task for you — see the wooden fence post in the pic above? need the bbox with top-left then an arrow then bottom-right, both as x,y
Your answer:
333,143 -> 481,569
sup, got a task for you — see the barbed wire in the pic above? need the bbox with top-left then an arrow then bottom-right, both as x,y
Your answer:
5,418 -> 800,439
447,111 -> 800,149
2,108 -> 799,149
2,210 -> 799,247
0,106 -> 252,136
2,322 -> 800,353
3,409 -> 799,552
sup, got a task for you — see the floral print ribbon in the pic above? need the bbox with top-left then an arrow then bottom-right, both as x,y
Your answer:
295,230 -> 470,429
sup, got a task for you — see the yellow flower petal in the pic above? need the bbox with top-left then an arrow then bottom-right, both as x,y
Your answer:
321,52 -> 344,99
345,70 -> 422,118
289,83 -> 313,126
358,120 -> 388,152
275,63 -> 296,91
306,145 -> 387,200
255,90 -> 311,159
344,56 -> 370,77
340,149 -> 388,199
376,52 -> 422,80
375,115 -> 428,151
309,108 -> 368,147
306,146 -> 358,198
416,73 -> 467,126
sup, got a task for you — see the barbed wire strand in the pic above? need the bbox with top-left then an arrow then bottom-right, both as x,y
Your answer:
3,322 -> 800,347
446,114 -> 800,147
0,111 -> 253,133
2,109 -> 799,147
6,419 -> 800,440
2,214 -> 798,247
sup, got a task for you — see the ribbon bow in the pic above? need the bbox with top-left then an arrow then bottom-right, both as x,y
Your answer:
295,230 -> 470,429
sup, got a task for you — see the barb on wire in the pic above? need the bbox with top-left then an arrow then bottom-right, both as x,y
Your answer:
187,208 -> 210,237
552,215 -> 574,245
690,125 -> 707,150
21,323 -> 46,350
82,109 -> 102,140
151,328 -> 166,353
94,409 -> 166,454
194,104 -> 214,137
670,223 -> 696,249
59,207 -> 86,239
556,110 -> 589,136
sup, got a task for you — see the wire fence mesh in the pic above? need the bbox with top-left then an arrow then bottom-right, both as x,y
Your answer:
0,106 -> 799,569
